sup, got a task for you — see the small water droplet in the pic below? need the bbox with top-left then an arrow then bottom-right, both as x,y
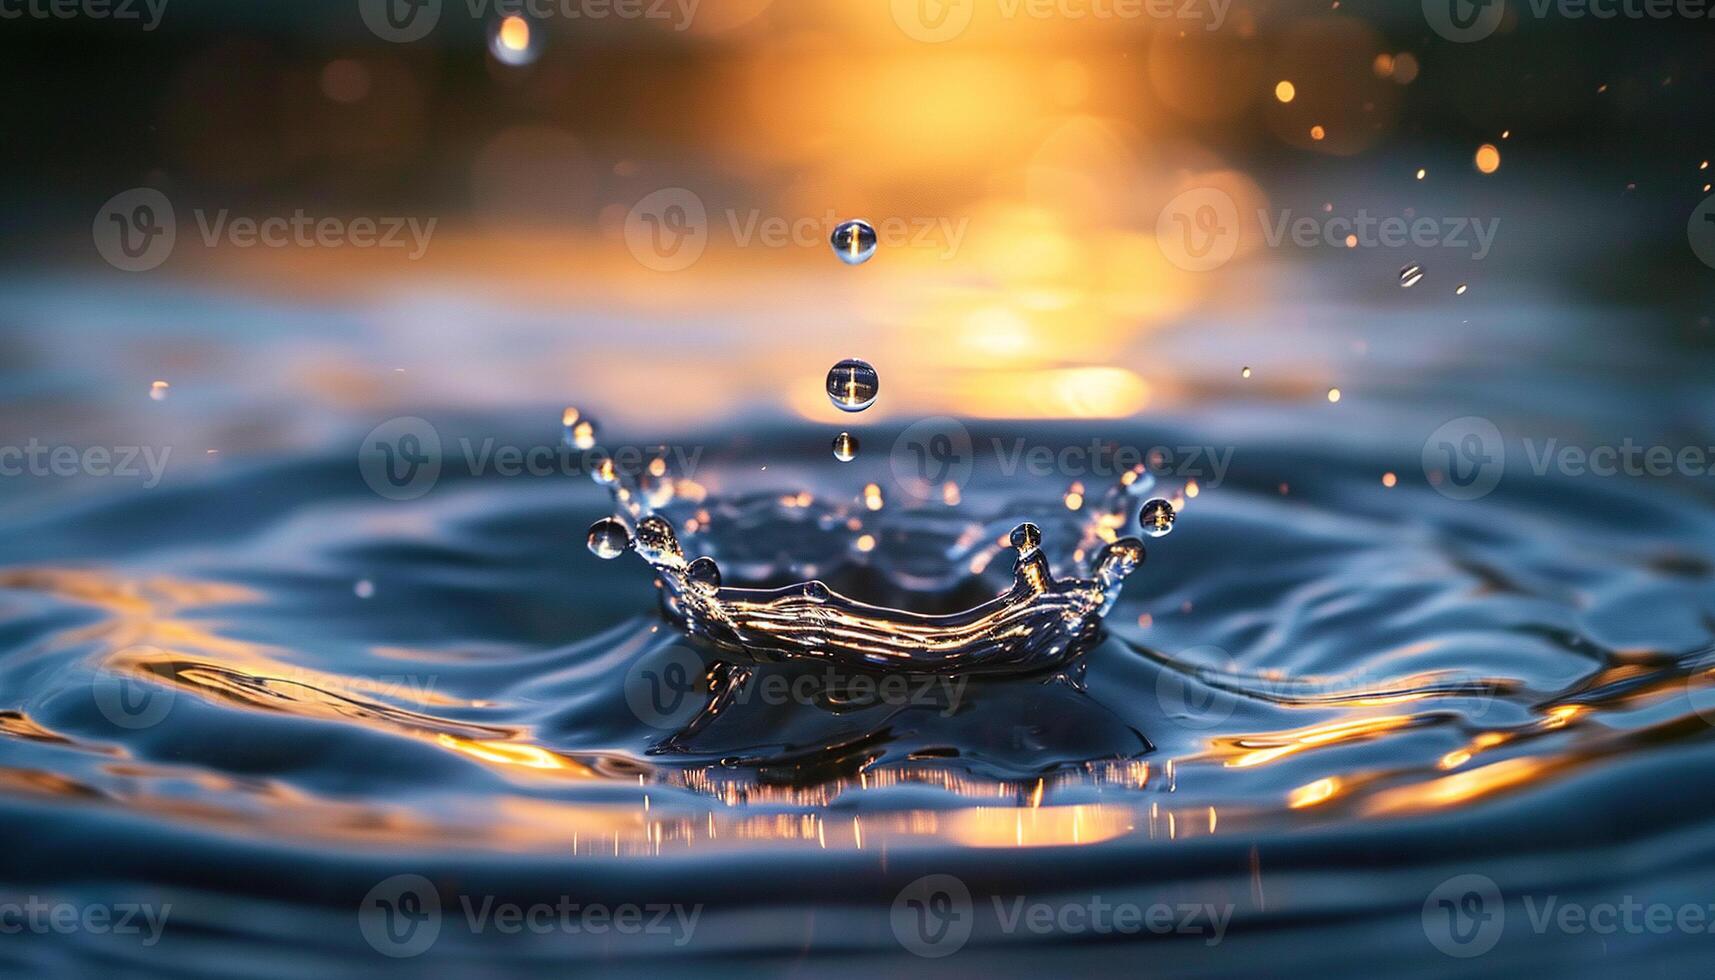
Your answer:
832,431 -> 859,461
826,359 -> 879,412
1455,283 -> 1468,296
830,220 -> 877,266
1327,387 -> 1342,403
564,415 -> 597,450
489,14 -> 541,66
1139,498 -> 1176,538
1241,366 -> 1252,379
1010,522 -> 1042,556
586,518 -> 631,559
1400,264 -> 1424,288
803,581 -> 831,602
686,556 -> 722,594
149,380 -> 170,401
354,579 -> 375,598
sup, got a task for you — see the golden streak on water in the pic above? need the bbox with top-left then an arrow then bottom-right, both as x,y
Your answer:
1287,777 -> 1340,809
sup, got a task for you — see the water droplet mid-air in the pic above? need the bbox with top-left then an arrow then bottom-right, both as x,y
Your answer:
826,359 -> 879,413
586,518 -> 631,560
1400,264 -> 1424,288
830,219 -> 877,266
1139,499 -> 1177,538
832,431 -> 859,462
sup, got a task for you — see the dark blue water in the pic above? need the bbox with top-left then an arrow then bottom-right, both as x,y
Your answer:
5,253 -> 1715,977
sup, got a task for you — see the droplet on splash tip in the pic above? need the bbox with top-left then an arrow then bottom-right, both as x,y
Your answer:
586,517 -> 631,560
1399,263 -> 1424,288
1010,522 -> 1042,556
826,358 -> 879,413
832,431 -> 859,461
830,219 -> 877,266
1139,498 -> 1176,538
686,556 -> 722,595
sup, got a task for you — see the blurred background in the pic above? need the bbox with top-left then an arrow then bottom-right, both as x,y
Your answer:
2,0 -> 1712,450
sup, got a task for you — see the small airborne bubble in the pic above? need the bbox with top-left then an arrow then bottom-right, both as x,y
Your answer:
826,359 -> 879,412
586,518 -> 631,560
830,220 -> 877,266
1400,264 -> 1424,288
832,431 -> 859,462
489,14 -> 541,66
1139,499 -> 1176,538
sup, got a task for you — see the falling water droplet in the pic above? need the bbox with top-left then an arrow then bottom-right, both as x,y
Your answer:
830,220 -> 877,266
1399,264 -> 1424,288
149,380 -> 171,401
1139,498 -> 1176,538
1241,366 -> 1252,379
586,518 -> 631,559
1327,387 -> 1342,403
686,556 -> 722,595
826,359 -> 879,412
1455,283 -> 1468,296
832,431 -> 859,461
354,579 -> 375,599
489,14 -> 542,66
